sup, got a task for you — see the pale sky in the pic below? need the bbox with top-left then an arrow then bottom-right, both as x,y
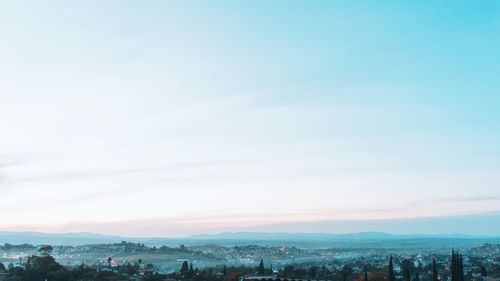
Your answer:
1,1 -> 500,237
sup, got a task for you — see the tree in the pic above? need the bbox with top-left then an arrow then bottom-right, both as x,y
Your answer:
388,256 -> 395,281
120,263 -> 138,275
341,266 -> 353,281
258,259 -> 265,275
355,272 -> 388,281
364,268 -> 368,281
451,251 -> 464,281
181,261 -> 189,273
309,266 -> 318,279
38,245 -> 53,256
401,259 -> 412,281
107,257 -> 112,268
413,272 -> 419,281
480,265 -> 487,277
432,258 -> 438,281
146,264 -> 155,273
223,265 -> 227,276
24,255 -> 64,281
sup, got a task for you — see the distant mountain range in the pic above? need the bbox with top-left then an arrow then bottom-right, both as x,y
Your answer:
189,231 -> 395,240
188,231 -> 498,241
0,230 -> 499,247
1,211 -> 499,246
2,211 -> 498,246
243,211 -> 500,236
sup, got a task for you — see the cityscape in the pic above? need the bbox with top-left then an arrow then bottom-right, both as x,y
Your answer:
0,234 -> 499,281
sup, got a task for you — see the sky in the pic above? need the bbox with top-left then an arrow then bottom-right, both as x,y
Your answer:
0,1 -> 499,237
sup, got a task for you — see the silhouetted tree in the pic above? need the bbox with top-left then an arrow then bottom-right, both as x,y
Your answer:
432,258 -> 438,281
258,259 -> 265,275
364,268 -> 368,281
181,261 -> 189,273
146,264 -> 155,274
341,266 -> 353,281
120,263 -> 138,275
24,255 -> 64,281
355,272 -> 388,281
451,251 -> 464,281
480,265 -> 487,277
401,259 -> 412,281
107,257 -> 112,268
189,262 -> 195,277
38,245 -> 53,256
309,266 -> 318,279
388,256 -> 395,281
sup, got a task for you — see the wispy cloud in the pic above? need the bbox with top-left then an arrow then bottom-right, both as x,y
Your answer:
0,156 -> 24,183
4,159 -> 257,185
442,195 -> 500,202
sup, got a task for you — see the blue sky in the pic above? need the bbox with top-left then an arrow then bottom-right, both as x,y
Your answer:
0,1 -> 499,236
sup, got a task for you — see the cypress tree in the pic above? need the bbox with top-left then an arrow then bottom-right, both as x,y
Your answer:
451,251 -> 465,281
401,260 -> 411,281
181,261 -> 189,273
451,251 -> 457,281
388,256 -> 395,281
459,254 -> 464,281
364,268 -> 368,281
258,259 -> 265,275
432,258 -> 438,281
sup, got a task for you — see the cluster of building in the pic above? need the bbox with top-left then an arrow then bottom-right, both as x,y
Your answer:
0,242 -> 498,279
